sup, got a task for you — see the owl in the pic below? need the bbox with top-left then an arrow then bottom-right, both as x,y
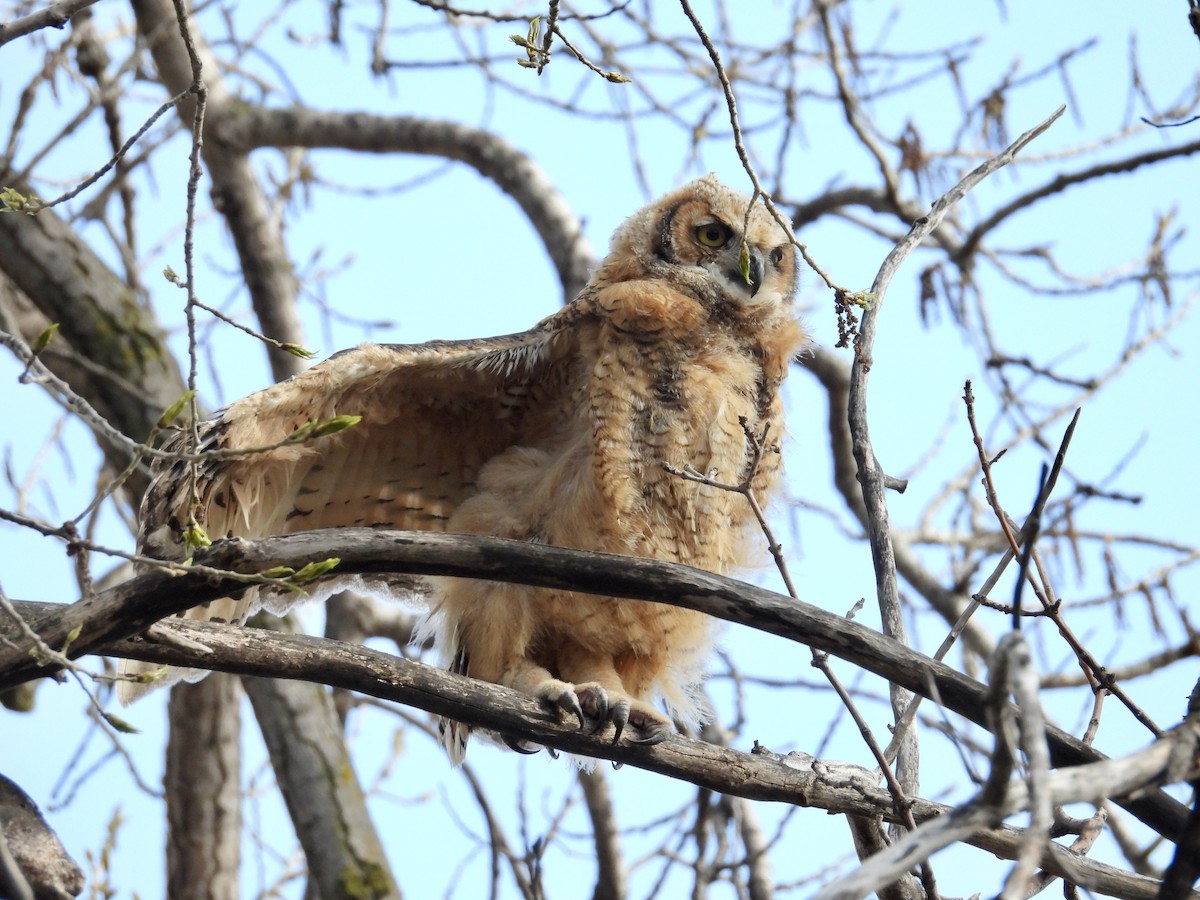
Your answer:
124,175 -> 807,761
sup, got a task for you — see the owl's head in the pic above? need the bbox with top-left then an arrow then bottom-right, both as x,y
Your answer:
599,174 -> 798,314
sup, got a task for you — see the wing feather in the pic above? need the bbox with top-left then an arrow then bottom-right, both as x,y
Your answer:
145,315 -> 587,554
121,308 -> 593,702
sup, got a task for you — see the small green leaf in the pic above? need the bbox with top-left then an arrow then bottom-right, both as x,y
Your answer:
31,323 -> 59,354
102,711 -> 141,734
0,186 -> 37,213
604,72 -> 632,84
290,557 -> 341,583
510,16 -> 542,65
105,712 -> 140,733
280,343 -> 316,360
738,242 -> 752,286
163,265 -> 182,285
286,421 -> 317,442
132,665 -> 170,684
61,624 -> 83,656
183,523 -> 212,550
0,683 -> 37,713
259,565 -> 296,579
157,390 -> 195,428
311,415 -> 361,438
0,187 -> 27,209
288,415 -> 362,442
845,290 -> 877,310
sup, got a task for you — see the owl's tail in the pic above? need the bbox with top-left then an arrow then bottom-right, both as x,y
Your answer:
436,632 -> 473,764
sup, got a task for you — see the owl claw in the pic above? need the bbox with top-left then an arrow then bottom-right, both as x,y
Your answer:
504,736 -> 541,755
609,698 -> 631,744
627,725 -> 670,746
531,680 -> 673,752
574,683 -> 610,731
620,704 -> 672,747
555,691 -> 587,730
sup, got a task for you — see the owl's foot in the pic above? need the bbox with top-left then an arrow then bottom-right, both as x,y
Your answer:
609,699 -> 672,746
535,678 -> 591,729
535,680 -> 671,747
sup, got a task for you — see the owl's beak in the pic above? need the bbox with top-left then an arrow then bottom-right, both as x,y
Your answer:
718,246 -> 766,299
742,248 -> 765,297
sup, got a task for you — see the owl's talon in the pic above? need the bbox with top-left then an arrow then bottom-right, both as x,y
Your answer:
609,699 -> 631,744
575,684 -> 610,731
627,726 -> 670,746
504,736 -> 541,755
556,691 -> 586,729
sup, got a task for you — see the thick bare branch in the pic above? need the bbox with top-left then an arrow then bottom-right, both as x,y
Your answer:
0,0 -> 98,47
0,529 -> 1189,842
0,774 -> 84,900
165,676 -> 241,900
10,603 -> 1198,900
0,182 -> 187,490
129,0 -> 304,381
242,618 -> 401,900
210,108 -> 596,302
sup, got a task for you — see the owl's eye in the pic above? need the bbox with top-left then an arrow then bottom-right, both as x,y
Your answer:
694,222 -> 732,248
770,246 -> 786,266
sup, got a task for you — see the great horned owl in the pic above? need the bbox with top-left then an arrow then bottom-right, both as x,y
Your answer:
125,175 -> 808,762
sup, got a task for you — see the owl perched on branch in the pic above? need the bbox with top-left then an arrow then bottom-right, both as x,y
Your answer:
124,175 -> 807,761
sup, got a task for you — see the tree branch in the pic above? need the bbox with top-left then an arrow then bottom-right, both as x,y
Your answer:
210,107 -> 596,303
0,179 -> 188,495
0,528 -> 1189,843
129,0 -> 305,381
0,0 -> 98,47
8,600 -> 1198,900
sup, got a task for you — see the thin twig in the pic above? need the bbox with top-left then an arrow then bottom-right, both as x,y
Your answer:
25,89 -> 192,210
666,423 -> 933,894
677,0 -> 848,295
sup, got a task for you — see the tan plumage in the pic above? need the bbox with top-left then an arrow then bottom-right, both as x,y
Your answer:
123,175 -> 807,761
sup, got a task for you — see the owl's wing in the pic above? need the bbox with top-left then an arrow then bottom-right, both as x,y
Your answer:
142,310 -> 593,562
122,305 -> 592,701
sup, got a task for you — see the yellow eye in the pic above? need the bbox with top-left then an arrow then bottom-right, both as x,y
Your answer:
695,222 -> 732,248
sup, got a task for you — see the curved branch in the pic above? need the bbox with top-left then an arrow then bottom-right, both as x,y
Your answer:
0,181 -> 188,493
846,105 -> 1064,803
0,528 -> 1188,842
130,0 -> 305,381
7,600 -> 1198,900
955,136 -> 1200,266
210,108 -> 596,303
0,0 -> 99,47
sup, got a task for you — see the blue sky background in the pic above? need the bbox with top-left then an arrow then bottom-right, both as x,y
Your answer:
2,2 -> 1199,896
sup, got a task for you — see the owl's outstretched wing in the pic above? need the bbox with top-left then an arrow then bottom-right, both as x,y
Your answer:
121,304 -> 592,701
